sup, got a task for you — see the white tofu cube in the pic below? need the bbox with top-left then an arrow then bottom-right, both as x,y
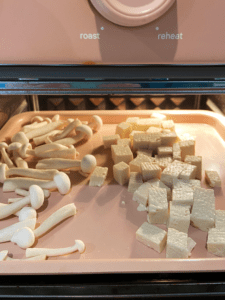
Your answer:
102,134 -> 120,149
113,161 -> 130,185
215,210 -> 225,230
117,138 -> 131,148
162,120 -> 175,131
146,126 -> 162,134
136,149 -> 153,158
179,140 -> 195,161
135,118 -> 162,131
147,178 -> 172,201
126,117 -> 139,130
147,187 -> 168,224
167,202 -> 190,234
173,142 -> 181,161
160,160 -> 188,188
187,237 -> 196,256
166,228 -> 189,258
205,170 -> 221,187
184,155 -> 202,180
150,112 -> 167,120
172,178 -> 201,190
157,146 -> 172,156
160,131 -> 177,146
115,122 -> 132,138
136,222 -> 167,253
141,162 -> 162,181
129,155 -> 154,173
172,188 -> 194,207
154,155 -> 173,170
191,188 -> 215,232
133,182 -> 152,206
178,164 -> 197,180
128,172 -> 143,193
89,167 -> 108,187
207,228 -> 225,257
111,145 -> 133,164
133,132 -> 161,151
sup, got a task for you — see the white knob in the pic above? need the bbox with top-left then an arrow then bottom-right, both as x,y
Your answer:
90,0 -> 175,27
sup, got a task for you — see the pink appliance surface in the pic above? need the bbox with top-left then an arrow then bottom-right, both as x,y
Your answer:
0,0 -> 224,65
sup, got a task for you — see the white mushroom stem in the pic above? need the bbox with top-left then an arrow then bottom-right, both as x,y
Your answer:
13,151 -> 28,169
11,227 -> 35,249
31,116 -> 44,123
5,254 -> 47,261
0,203 -> 37,221
3,167 -> 59,181
49,119 -> 82,142
35,146 -> 76,159
0,218 -> 36,243
36,154 -> 97,173
8,197 -> 23,203
34,143 -> 69,156
54,125 -> 93,146
88,115 -> 103,132
0,185 -> 44,219
3,172 -> 71,195
33,130 -> 63,146
15,188 -> 50,198
25,121 -> 64,140
22,118 -> 52,133
26,239 -> 85,258
0,142 -> 14,168
34,203 -> 76,238
18,143 -> 35,158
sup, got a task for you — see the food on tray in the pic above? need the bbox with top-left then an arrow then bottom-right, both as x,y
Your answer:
113,161 -> 130,185
184,155 -> 202,180
136,222 -> 167,253
172,188 -> 193,206
89,166 -> 108,187
205,170 -> 221,187
127,172 -> 143,193
215,210 -> 225,230
111,144 -> 133,164
207,228 -> 225,257
157,146 -> 173,156
179,140 -> 195,161
129,155 -> 154,173
172,143 -> 181,161
147,187 -> 168,225
102,134 -> 120,149
167,202 -> 190,234
115,122 -> 132,138
117,138 -> 131,148
166,228 -> 191,258
141,162 -> 162,181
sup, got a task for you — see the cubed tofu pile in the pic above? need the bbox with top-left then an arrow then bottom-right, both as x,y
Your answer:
103,113 -> 223,258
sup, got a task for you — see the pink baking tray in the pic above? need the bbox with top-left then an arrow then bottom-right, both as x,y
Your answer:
0,110 -> 225,275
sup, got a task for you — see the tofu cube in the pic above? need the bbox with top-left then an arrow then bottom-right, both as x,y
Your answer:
126,117 -> 139,130
154,155 -> 173,170
172,188 -> 194,206
141,162 -> 162,181
129,155 -> 154,173
117,138 -> 131,148
113,161 -> 130,185
172,178 -> 201,190
115,122 -> 132,138
111,145 -> 133,164
179,140 -> 195,161
148,178 -> 172,201
136,222 -> 167,253
136,149 -> 153,158
147,187 -> 168,224
215,210 -> 225,230
184,155 -> 202,180
191,188 -> 215,232
89,166 -> 108,187
146,126 -> 162,134
167,202 -> 190,234
166,228 -> 189,258
205,170 -> 221,187
160,160 -> 188,188
162,120 -> 175,131
160,131 -> 177,146
207,228 -> 225,257
157,146 -> 172,156
133,182 -> 152,206
102,134 -> 120,149
173,143 -> 181,161
128,172 -> 143,193
135,118 -> 162,131
178,164 -> 197,180
133,132 -> 161,151
151,112 -> 167,120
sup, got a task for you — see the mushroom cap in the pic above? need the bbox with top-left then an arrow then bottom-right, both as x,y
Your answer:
31,116 -> 43,123
0,142 -> 8,149
52,114 -> 60,122
11,227 -> 35,249
11,131 -> 29,144
81,154 -> 97,173
0,164 -> 8,183
54,172 -> 71,194
8,142 -> 22,151
0,250 -> 8,261
75,125 -> 93,140
75,239 -> 85,253
44,117 -> 52,124
92,115 -> 103,131
29,185 -> 45,209
18,207 -> 37,222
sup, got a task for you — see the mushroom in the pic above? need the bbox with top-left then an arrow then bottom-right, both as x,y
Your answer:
25,121 -> 64,141
22,117 -> 52,133
26,239 -> 85,258
0,164 -> 59,182
0,218 -> 36,243
33,143 -> 69,156
36,154 -> 97,173
31,116 -> 44,123
48,119 -> 82,143
15,188 -> 50,198
33,130 -> 63,146
18,143 -> 35,159
34,203 -> 76,238
0,203 -> 37,221
11,131 -> 29,144
54,125 -> 93,146
51,114 -> 60,122
0,185 -> 44,219
0,142 -> 15,168
3,172 -> 71,195
11,227 -> 35,249
8,142 -> 28,169
35,145 -> 77,159
87,115 -> 103,132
